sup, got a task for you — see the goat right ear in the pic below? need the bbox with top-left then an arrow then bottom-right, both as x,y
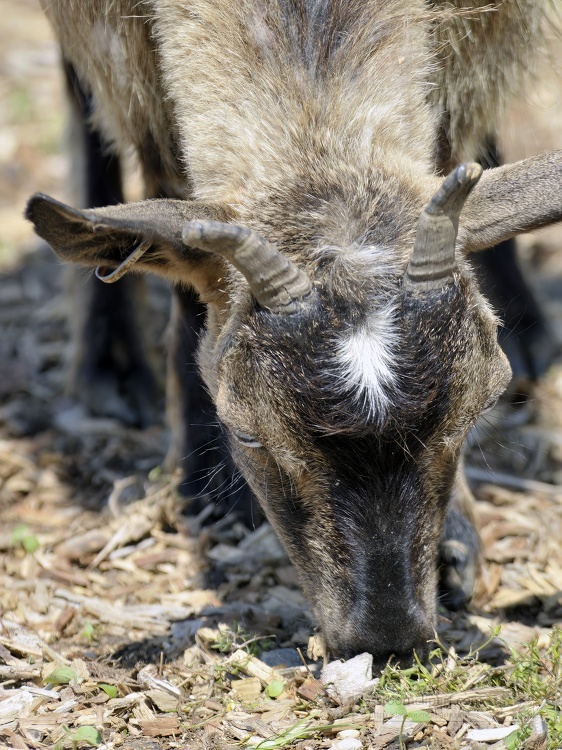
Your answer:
457,150 -> 562,253
25,193 -> 229,295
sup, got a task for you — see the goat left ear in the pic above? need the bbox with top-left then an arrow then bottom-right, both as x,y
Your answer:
26,193 -> 229,296
457,150 -> 562,253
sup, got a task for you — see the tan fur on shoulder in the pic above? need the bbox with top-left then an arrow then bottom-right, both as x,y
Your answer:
430,0 -> 556,164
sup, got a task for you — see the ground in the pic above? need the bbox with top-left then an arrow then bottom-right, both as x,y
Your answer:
1,2 -> 562,749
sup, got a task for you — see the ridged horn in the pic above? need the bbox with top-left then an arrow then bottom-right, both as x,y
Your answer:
404,162 -> 483,291
182,221 -> 312,313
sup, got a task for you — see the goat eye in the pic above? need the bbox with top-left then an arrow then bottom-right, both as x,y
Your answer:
233,430 -> 263,448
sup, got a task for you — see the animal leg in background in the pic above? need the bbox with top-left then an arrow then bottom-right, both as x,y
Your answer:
64,59 -> 160,428
472,140 -> 559,387
436,139 -> 559,610
166,286 -> 258,524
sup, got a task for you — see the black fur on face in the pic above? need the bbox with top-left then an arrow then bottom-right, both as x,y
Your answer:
214,269 -> 510,663
242,275 -> 484,436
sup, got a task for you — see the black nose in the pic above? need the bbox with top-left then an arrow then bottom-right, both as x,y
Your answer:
325,605 -> 434,667
338,634 -> 432,669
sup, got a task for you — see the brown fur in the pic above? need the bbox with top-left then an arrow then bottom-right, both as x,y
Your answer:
431,0 -> 553,165
43,1 -> 183,195
42,1 -> 554,192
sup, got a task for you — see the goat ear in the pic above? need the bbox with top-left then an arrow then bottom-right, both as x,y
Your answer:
457,151 -> 562,253
25,193 -> 228,294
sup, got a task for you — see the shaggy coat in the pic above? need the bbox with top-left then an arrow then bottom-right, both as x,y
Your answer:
28,0 -> 562,663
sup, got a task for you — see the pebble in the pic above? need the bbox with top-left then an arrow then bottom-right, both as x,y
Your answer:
259,647 -> 303,668
321,652 -> 379,705
337,729 -> 361,739
330,738 -> 363,750
466,725 -> 519,742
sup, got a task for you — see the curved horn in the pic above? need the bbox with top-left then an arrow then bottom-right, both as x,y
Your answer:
404,162 -> 483,291
182,221 -> 312,313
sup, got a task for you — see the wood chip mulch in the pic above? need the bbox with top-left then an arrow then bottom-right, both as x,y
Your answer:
1,222 -> 562,750
2,2 -> 562,748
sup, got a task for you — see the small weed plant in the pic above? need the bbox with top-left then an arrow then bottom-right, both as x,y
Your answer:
54,726 -> 102,750
11,524 -> 39,554
208,622 -> 275,656
371,626 -> 562,750
384,701 -> 430,750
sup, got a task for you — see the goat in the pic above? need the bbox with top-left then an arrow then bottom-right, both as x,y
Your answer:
27,0 -> 562,665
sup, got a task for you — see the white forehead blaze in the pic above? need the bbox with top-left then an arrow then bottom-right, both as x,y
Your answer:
336,305 -> 398,418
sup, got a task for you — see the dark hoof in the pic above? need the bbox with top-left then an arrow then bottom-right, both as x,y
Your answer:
438,539 -> 477,610
439,506 -> 481,611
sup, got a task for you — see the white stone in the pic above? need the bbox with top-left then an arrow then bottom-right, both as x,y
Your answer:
337,729 -> 361,739
466,725 -> 520,742
321,652 -> 379,705
330,738 -> 363,750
